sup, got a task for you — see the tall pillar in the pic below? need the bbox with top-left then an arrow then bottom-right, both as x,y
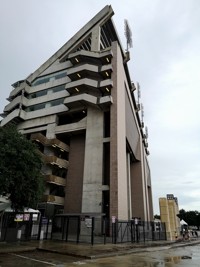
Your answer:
81,106 -> 104,213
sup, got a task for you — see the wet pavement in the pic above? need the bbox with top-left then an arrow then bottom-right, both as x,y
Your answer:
0,239 -> 200,266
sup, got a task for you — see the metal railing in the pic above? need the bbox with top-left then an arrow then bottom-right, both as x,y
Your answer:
51,215 -> 166,245
0,212 -> 52,242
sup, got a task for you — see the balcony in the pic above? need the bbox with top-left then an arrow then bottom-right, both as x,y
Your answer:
68,49 -> 113,66
67,63 -> 112,81
64,94 -> 113,110
4,95 -> 29,113
42,195 -> 64,205
64,93 -> 97,109
65,78 -> 113,95
9,80 -> 31,100
43,155 -> 69,169
31,133 -> 69,152
45,174 -> 66,186
0,109 -> 26,127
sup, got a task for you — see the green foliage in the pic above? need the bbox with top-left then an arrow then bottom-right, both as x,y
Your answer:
0,126 -> 44,211
179,209 -> 200,229
154,214 -> 161,220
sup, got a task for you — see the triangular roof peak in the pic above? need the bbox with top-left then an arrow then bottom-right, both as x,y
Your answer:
27,5 -> 119,83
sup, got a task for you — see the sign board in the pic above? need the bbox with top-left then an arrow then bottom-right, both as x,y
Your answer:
85,218 -> 92,228
112,216 -> 116,223
23,214 -> 30,221
14,214 -> 23,222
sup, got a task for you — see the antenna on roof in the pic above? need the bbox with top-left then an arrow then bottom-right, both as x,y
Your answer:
145,126 -> 149,139
137,82 -> 141,104
124,19 -> 133,51
141,103 -> 144,123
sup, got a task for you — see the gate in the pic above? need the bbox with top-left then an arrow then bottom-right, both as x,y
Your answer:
0,212 -> 52,242
115,220 -> 166,243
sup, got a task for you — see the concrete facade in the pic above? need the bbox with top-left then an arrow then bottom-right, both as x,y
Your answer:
0,5 -> 153,221
159,194 -> 181,240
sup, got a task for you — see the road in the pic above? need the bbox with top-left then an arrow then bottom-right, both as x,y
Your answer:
0,244 -> 200,266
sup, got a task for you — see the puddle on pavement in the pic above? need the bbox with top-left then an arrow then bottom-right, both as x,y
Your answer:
69,246 -> 198,267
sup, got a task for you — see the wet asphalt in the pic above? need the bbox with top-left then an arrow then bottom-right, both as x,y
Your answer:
0,238 -> 200,266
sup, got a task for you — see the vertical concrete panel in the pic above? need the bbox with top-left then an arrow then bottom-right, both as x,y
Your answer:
145,158 -> 154,220
91,26 -> 100,51
127,152 -> 132,219
159,198 -> 172,240
141,146 -> 149,221
81,106 -> 104,213
110,42 -> 128,220
147,185 -> 154,221
160,197 -> 180,240
64,135 -> 85,213
130,161 -> 145,219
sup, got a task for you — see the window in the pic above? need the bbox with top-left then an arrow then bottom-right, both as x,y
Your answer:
32,70 -> 67,86
49,98 -> 64,107
27,90 -> 47,99
27,85 -> 65,99
25,103 -> 45,112
25,98 -> 64,112
52,84 -> 65,93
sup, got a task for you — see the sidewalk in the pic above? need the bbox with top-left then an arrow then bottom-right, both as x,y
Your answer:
1,238 -> 200,259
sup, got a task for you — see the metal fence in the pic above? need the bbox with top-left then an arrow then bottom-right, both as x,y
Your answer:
51,215 -> 166,245
0,213 -> 166,244
0,212 -> 52,242
51,215 -> 108,245
115,220 -> 166,243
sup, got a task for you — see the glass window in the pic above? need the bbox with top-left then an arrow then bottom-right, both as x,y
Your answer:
33,77 -> 50,86
25,103 -> 45,112
50,98 -> 64,107
27,85 -> 65,99
32,70 -> 67,86
25,98 -> 64,112
27,90 -> 47,99
52,84 -> 65,93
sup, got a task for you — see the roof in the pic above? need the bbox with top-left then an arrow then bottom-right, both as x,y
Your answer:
26,5 -> 124,83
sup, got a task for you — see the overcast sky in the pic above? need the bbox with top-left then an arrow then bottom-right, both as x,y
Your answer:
1,0 -> 200,215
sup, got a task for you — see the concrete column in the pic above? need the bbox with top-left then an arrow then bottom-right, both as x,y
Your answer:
159,198 -> 172,240
91,26 -> 100,51
81,106 -> 104,213
41,123 -> 57,192
127,152 -> 132,220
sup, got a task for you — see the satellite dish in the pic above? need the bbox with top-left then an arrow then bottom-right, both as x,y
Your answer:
124,19 -> 133,51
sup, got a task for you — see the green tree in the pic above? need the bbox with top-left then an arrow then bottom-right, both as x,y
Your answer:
0,126 -> 44,211
179,209 -> 200,229
154,214 -> 161,220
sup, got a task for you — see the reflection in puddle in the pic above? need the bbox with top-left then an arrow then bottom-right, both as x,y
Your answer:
164,255 -> 182,264
70,245 -> 199,267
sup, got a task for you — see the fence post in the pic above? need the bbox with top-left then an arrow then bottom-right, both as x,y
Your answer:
103,217 -> 106,244
76,216 -> 80,244
26,213 -> 33,241
151,221 -> 155,241
163,222 -> 167,240
37,215 -> 42,240
114,220 -> 117,244
91,217 -> 95,246
136,224 -> 139,243
111,216 -> 117,244
143,221 -> 145,242
46,217 -> 50,240
65,216 -> 69,242
62,217 -> 66,240
50,217 -> 54,240
130,220 -> 134,243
